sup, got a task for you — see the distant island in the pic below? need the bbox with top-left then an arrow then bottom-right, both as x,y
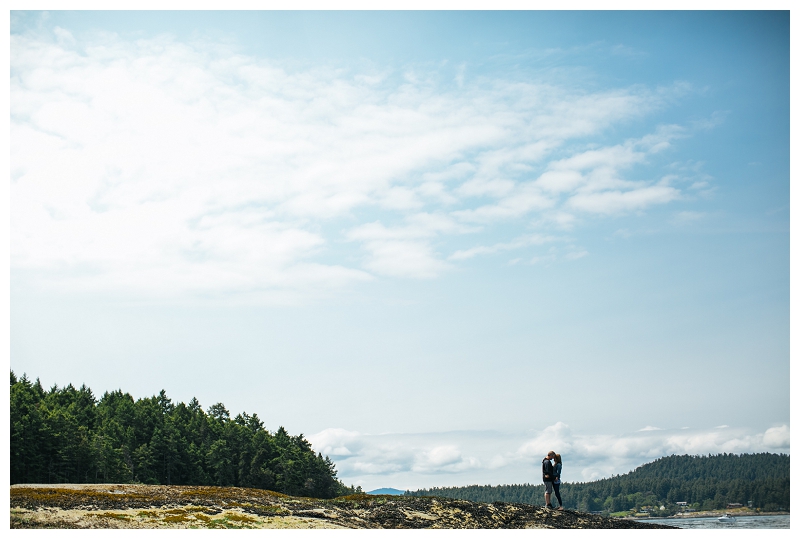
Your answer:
409,453 -> 790,517
367,488 -> 406,496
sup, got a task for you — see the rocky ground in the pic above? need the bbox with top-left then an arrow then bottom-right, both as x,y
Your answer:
11,484 -> 675,529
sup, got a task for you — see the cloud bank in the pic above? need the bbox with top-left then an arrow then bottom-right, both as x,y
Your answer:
12,27 -> 704,302
308,423 -> 790,491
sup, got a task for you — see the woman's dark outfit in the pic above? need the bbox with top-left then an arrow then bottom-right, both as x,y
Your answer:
553,462 -> 563,507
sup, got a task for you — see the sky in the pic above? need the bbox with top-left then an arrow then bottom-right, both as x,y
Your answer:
8,8 -> 791,491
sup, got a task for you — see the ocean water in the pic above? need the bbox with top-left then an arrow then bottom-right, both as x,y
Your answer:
646,515 -> 789,529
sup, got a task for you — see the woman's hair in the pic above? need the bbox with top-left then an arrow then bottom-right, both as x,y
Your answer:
554,453 -> 562,464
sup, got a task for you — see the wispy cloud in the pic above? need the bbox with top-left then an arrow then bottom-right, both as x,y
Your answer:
12,28 -> 697,302
308,423 -> 790,491
345,214 -> 475,279
449,234 -> 556,261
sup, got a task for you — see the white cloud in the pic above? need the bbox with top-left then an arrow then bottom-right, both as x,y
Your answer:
11,28 -> 695,301
535,169 -> 585,194
452,183 -> 555,223
567,185 -> 681,215
309,423 -> 790,491
534,211 -> 579,230
449,234 -> 556,261
356,239 -> 451,279
524,129 -> 688,217
345,214 -> 475,279
762,425 -> 790,449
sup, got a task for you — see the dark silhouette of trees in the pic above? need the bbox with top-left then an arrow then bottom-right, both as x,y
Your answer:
10,371 -> 353,499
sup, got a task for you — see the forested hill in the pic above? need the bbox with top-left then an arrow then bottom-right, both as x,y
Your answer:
10,371 -> 357,499
612,452 -> 787,482
408,453 -> 790,514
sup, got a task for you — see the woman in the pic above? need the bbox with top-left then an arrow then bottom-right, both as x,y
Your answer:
553,453 -> 563,510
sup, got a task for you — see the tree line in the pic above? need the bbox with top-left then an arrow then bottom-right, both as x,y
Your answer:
10,371 -> 357,499
408,453 -> 789,514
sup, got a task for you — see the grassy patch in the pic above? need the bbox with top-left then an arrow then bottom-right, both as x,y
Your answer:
333,493 -> 391,509
13,487 -> 149,505
137,510 -> 158,518
93,512 -> 131,520
242,503 -> 290,516
223,512 -> 256,523
206,516 -> 254,529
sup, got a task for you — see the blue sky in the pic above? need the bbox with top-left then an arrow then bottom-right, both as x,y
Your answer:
9,9 -> 790,490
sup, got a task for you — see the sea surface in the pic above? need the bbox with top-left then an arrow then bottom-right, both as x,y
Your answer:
646,515 -> 789,529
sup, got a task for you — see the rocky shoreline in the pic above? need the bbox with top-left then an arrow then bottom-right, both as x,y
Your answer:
632,510 -> 790,520
11,484 -> 675,529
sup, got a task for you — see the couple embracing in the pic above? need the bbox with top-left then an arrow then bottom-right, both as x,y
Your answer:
542,450 -> 563,510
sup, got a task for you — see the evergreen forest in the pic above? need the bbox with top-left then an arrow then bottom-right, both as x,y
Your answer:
10,371 -> 357,499
409,453 -> 789,515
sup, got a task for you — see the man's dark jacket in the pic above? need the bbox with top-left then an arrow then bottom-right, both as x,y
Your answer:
542,457 -> 554,483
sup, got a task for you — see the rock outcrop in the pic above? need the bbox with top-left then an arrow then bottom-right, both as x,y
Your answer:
11,484 -> 675,529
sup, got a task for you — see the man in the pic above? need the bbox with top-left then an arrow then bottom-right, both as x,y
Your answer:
542,450 -> 556,509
